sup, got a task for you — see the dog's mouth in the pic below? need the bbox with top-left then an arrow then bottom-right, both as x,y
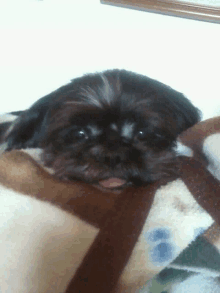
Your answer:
98,177 -> 127,189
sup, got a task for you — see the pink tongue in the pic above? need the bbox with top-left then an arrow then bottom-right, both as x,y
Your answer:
99,178 -> 126,188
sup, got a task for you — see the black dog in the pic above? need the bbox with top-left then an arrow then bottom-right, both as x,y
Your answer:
3,69 -> 200,189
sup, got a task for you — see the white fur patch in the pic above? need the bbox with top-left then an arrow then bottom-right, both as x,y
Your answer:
0,184 -> 99,293
100,73 -> 115,105
203,134 -> 220,181
21,148 -> 44,164
110,123 -> 118,132
87,125 -> 102,137
175,141 -> 194,157
80,86 -> 102,107
121,123 -> 134,139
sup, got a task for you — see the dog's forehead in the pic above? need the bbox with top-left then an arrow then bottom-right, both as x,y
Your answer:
109,122 -> 135,136
66,103 -> 162,136
87,120 -> 135,139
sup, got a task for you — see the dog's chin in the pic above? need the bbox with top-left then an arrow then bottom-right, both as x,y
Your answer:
59,174 -> 132,192
77,171 -> 149,192
54,168 -> 144,192
61,175 -> 136,192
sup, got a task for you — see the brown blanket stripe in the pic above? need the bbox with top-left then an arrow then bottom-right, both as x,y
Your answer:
65,184 -> 158,293
179,156 -> 220,226
1,149 -> 220,292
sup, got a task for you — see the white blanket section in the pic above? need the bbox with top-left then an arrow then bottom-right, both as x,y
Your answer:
0,185 -> 98,293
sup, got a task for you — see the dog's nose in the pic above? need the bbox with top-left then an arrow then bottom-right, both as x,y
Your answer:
104,153 -> 123,167
106,129 -> 131,150
106,129 -> 120,147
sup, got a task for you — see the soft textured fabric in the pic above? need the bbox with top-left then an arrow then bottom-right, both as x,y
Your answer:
0,115 -> 220,293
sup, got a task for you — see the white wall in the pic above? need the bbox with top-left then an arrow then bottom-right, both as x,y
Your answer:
0,0 -> 220,120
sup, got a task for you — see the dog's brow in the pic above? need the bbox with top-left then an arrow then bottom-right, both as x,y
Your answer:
121,123 -> 135,138
87,125 -> 102,136
110,123 -> 118,131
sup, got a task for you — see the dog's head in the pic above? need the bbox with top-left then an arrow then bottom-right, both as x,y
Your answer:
5,69 -> 200,189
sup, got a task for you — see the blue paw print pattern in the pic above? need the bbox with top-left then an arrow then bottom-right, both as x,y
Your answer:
147,228 -> 170,243
144,228 -> 176,266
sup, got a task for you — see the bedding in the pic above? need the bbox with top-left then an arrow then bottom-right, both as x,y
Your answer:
0,114 -> 220,292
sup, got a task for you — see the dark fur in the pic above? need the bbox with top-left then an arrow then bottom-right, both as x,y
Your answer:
4,69 -> 201,187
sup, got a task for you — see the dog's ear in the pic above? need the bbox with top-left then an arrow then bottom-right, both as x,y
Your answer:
147,81 -> 201,135
119,70 -> 201,135
5,92 -> 62,150
5,81 -> 79,150
168,92 -> 201,135
6,100 -> 49,150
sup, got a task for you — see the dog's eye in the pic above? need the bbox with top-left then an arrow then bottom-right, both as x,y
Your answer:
71,129 -> 88,139
153,133 -> 165,140
137,130 -> 147,140
63,128 -> 89,143
137,130 -> 150,140
137,130 -> 165,141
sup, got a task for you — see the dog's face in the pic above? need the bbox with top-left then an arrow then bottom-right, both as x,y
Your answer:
5,70 -> 200,190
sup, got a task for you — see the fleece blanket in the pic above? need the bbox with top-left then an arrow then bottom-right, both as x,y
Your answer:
0,114 -> 220,293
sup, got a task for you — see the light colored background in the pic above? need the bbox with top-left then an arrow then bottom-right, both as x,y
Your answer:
178,0 -> 220,7
0,0 -> 219,120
